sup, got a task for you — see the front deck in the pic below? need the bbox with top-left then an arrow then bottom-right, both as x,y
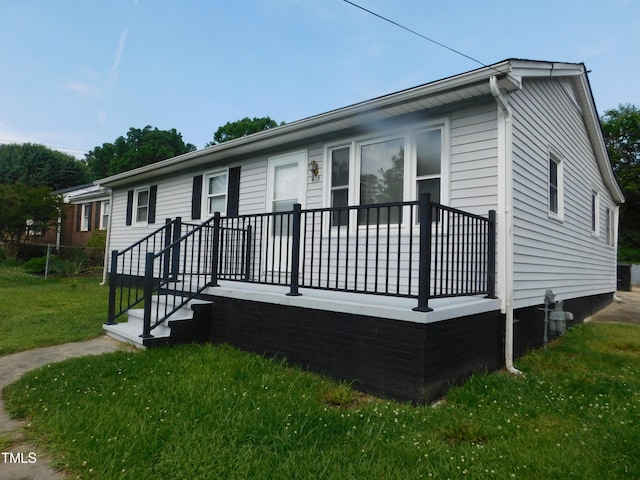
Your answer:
104,196 -> 501,402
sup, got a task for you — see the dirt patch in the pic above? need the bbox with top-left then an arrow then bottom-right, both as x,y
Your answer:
588,287 -> 640,325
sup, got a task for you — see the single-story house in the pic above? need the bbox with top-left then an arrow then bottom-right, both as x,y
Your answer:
98,58 -> 624,403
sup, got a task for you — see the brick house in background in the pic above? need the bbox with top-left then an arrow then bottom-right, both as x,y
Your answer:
44,184 -> 111,248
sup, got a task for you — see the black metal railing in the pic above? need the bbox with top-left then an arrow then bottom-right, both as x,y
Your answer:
107,194 -> 496,337
215,194 -> 496,311
106,218 -> 181,325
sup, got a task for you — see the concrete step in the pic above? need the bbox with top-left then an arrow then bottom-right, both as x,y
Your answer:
104,297 -> 211,348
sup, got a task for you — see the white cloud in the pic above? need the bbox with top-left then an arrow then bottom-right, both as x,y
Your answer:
111,28 -> 129,75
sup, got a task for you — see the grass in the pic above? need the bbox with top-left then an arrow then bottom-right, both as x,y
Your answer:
0,265 -> 107,356
2,264 -> 639,478
3,322 -> 640,479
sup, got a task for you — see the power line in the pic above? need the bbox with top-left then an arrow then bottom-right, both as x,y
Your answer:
342,0 -> 491,70
0,139 -> 89,156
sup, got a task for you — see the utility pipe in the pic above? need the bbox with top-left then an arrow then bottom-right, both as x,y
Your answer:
490,75 -> 522,375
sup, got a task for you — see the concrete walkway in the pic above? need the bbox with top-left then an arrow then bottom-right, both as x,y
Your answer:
0,336 -> 125,480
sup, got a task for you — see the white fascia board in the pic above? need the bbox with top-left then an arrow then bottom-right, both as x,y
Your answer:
509,60 -> 585,78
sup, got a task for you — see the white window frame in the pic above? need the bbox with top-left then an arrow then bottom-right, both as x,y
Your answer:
324,119 -> 449,230
591,190 -> 600,237
100,200 -> 110,230
606,207 -> 614,247
202,169 -> 229,217
81,203 -> 91,231
548,149 -> 564,221
134,187 -> 150,225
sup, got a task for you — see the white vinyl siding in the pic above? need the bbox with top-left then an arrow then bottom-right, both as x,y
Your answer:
448,102 -> 499,215
510,78 -> 617,308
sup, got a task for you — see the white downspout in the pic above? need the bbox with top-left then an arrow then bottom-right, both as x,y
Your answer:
490,75 -> 522,375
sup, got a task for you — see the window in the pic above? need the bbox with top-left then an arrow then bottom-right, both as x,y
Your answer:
135,188 -> 150,224
606,207 -> 614,246
548,152 -> 563,219
204,171 -> 228,216
359,137 -> 404,224
126,186 -> 156,226
416,129 -> 442,202
81,203 -> 91,231
591,191 -> 599,235
330,146 -> 350,226
327,123 -> 445,227
100,200 -> 110,230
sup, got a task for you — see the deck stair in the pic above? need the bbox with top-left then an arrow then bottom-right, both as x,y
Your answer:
104,295 -> 213,348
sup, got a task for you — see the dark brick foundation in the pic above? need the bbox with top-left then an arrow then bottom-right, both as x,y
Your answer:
202,294 -> 502,404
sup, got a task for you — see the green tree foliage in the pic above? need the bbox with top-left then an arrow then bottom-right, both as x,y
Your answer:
601,104 -> 640,261
85,126 -> 196,179
0,183 -> 62,258
0,143 -> 90,190
208,116 -> 283,146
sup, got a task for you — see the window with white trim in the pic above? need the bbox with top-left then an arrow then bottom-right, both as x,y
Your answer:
81,203 -> 91,231
330,146 -> 350,226
100,200 -> 110,230
606,207 -> 614,246
591,191 -> 599,236
548,152 -> 564,220
327,123 -> 445,226
204,171 -> 228,216
134,188 -> 150,224
416,128 -> 442,203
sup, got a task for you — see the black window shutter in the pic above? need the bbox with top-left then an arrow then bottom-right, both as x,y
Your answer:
75,204 -> 82,231
148,185 -> 158,224
126,190 -> 134,226
191,175 -> 203,220
227,166 -> 241,217
94,202 -> 100,230
87,203 -> 93,231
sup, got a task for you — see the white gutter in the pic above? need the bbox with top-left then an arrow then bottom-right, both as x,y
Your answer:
490,75 -> 522,376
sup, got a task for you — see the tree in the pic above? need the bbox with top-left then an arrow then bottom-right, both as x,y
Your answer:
85,126 -> 196,179
0,183 -> 62,258
0,143 -> 90,190
601,104 -> 640,260
207,116 -> 283,146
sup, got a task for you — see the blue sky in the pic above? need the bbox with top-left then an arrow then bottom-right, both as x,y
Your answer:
1,0 -> 638,159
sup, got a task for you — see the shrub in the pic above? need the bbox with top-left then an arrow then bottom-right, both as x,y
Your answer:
22,256 -> 49,274
22,255 -> 88,276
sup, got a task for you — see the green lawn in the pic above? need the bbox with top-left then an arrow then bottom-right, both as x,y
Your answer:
4,323 -> 640,479
2,264 -> 639,478
0,266 -> 107,356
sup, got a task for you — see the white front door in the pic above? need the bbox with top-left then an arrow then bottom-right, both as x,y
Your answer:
266,151 -> 306,277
